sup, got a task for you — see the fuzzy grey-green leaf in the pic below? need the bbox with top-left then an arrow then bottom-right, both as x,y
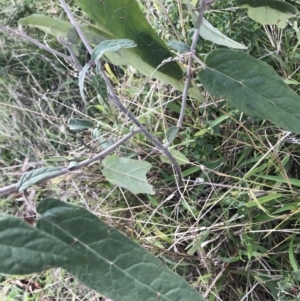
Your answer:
160,149 -> 190,166
198,49 -> 300,134
235,0 -> 299,28
37,198 -> 206,301
68,118 -> 95,130
19,14 -> 72,37
168,41 -> 190,53
18,167 -> 62,191
102,154 -> 155,194
74,0 -> 203,99
0,214 -> 86,275
92,39 -> 136,62
78,63 -> 91,102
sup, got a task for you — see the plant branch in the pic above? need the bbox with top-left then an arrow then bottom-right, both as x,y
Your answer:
0,130 -> 140,198
177,0 -> 209,124
166,0 -> 215,146
57,37 -> 82,70
59,0 -> 183,186
58,0 -> 93,54
0,24 -> 77,67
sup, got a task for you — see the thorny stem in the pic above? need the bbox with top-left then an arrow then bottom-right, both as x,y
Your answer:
59,0 -> 183,186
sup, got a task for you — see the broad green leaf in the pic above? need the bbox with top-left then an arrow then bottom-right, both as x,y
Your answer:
74,0 -> 178,75
19,13 -> 202,99
198,49 -> 300,134
184,0 -> 247,49
74,0 -> 202,99
236,0 -> 298,14
160,150 -> 190,166
200,18 -> 247,49
68,118 -> 95,130
37,198 -> 206,301
19,14 -> 104,46
168,41 -> 190,53
67,27 -> 80,44
0,214 -> 86,275
102,154 -> 155,194
92,39 -> 137,62
236,0 -> 299,28
19,14 -> 73,38
18,167 -> 62,191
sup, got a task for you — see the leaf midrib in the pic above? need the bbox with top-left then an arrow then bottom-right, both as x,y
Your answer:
43,217 -> 178,301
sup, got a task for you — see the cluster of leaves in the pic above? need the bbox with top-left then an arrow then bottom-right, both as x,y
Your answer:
2,0 -> 300,300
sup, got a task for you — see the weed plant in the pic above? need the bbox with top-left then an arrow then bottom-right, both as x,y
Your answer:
1,0 -> 300,300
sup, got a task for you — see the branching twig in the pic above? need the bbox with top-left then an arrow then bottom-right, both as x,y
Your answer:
166,0 -> 217,147
0,24 -> 77,67
57,37 -> 82,70
177,0 -> 211,127
59,0 -> 183,186
0,0 -> 184,197
0,130 -> 140,198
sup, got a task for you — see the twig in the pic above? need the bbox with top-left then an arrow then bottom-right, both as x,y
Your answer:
204,262 -> 226,298
0,184 -> 19,198
166,0 -> 216,147
109,93 -> 183,185
57,37 -> 82,70
0,130 -> 140,198
0,25 -> 75,66
156,0 -> 181,40
58,0 -> 92,54
59,0 -> 183,186
177,0 -> 209,127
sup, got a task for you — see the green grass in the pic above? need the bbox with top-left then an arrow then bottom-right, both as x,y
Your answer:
2,0 -> 300,300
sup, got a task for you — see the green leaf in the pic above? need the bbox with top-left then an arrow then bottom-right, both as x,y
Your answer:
160,150 -> 190,166
166,126 -> 179,144
19,12 -> 202,99
198,49 -> 300,134
67,27 -> 80,44
19,14 -> 73,37
200,18 -> 247,49
235,0 -> 299,28
18,167 -> 62,191
245,193 -> 282,208
37,198 -> 206,301
92,74 -> 108,105
184,0 -> 247,49
92,39 -> 136,62
102,154 -> 155,194
289,235 -> 299,272
219,256 -> 241,263
78,62 -> 92,102
0,214 -> 86,275
19,14 -> 104,46
168,41 -> 190,53
74,0 -> 202,99
292,271 -> 300,281
68,118 -> 95,130
236,0 -> 298,14
254,174 -> 300,187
